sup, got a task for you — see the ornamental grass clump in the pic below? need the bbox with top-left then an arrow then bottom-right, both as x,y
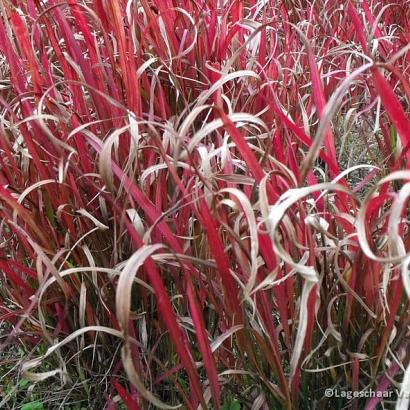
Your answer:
0,1 -> 410,409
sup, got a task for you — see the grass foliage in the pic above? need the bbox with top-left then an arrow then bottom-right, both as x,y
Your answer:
0,0 -> 410,408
